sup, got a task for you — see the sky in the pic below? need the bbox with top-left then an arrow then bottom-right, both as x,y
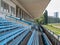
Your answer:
46,0 -> 60,18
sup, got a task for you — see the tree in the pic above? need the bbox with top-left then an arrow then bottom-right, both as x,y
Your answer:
39,15 -> 44,24
34,15 -> 44,25
34,18 -> 40,25
34,10 -> 48,25
44,10 -> 48,24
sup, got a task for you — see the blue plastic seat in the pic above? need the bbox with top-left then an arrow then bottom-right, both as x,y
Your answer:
0,29 -> 19,36
9,30 -> 30,45
42,33 -> 52,45
0,24 -> 23,29
0,25 -> 22,32
0,17 -> 33,45
27,30 -> 39,45
0,25 -> 15,29
0,27 -> 29,45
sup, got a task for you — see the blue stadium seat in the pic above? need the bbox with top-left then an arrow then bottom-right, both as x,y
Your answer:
0,27 -> 29,45
0,25 -> 16,29
42,33 -> 52,45
9,30 -> 30,45
27,30 -> 39,45
0,25 -> 22,32
0,24 -> 23,29
0,28 -> 19,36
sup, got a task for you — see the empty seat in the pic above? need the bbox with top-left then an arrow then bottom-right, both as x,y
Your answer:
27,30 -> 39,45
42,33 -> 52,45
0,18 -> 7,21
0,25 -> 16,29
0,25 -> 21,32
9,29 -> 30,45
0,27 -> 29,45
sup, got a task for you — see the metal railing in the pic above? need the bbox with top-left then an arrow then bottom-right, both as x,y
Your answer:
42,26 -> 60,41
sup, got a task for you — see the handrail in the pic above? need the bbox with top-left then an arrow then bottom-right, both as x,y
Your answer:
42,25 -> 60,41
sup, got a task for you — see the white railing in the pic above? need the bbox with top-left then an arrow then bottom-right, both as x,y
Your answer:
43,26 -> 60,41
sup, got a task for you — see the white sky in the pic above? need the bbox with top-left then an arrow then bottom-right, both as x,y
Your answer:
46,0 -> 60,18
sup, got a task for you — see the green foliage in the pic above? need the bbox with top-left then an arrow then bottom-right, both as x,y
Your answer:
44,10 -> 48,24
34,10 -> 48,25
34,18 -> 40,25
39,15 -> 44,24
34,15 -> 44,25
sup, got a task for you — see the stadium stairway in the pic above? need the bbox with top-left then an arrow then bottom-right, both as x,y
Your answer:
0,17 -> 52,45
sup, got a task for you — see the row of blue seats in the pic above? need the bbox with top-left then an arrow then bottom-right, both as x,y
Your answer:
0,26 -> 23,36
7,16 -> 33,25
0,17 -> 40,45
0,17 -> 33,45
0,17 -> 7,21
0,24 -> 23,32
0,23 -> 23,27
27,30 -> 39,45
0,27 -> 30,45
0,21 -> 16,25
0,24 -> 21,29
0,17 -> 20,25
9,29 -> 30,45
0,17 -> 23,26
42,33 -> 52,45
0,22 -> 39,45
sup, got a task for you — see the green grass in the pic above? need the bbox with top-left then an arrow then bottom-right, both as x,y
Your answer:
43,25 -> 60,35
49,23 -> 60,26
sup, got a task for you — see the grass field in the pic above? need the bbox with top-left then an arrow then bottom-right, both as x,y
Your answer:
43,24 -> 60,35
51,23 -> 60,26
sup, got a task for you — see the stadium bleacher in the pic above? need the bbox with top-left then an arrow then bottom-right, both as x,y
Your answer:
0,17 -> 52,45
